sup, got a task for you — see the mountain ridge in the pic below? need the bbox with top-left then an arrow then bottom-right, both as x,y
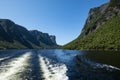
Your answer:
0,19 -> 57,49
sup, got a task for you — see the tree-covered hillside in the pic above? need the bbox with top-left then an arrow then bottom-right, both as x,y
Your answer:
63,14 -> 120,50
109,0 -> 120,8
63,1 -> 120,50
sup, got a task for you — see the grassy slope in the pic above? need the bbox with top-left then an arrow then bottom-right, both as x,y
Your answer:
63,14 -> 120,50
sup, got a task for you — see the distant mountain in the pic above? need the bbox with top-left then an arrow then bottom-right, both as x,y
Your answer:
63,0 -> 120,50
0,19 -> 57,49
30,30 -> 57,47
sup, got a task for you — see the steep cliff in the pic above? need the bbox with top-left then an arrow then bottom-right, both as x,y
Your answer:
0,19 -> 57,49
63,0 -> 120,50
50,35 -> 57,44
30,30 -> 57,47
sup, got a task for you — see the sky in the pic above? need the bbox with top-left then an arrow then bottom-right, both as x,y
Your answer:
0,0 -> 109,45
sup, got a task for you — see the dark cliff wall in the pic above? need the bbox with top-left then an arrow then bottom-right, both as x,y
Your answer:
0,19 -> 57,49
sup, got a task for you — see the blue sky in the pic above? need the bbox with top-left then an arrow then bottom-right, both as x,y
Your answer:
0,0 -> 109,45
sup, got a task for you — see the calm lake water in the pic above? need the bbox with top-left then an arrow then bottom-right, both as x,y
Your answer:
0,49 -> 120,80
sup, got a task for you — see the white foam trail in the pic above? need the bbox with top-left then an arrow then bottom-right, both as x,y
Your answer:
83,57 -> 120,71
0,56 -> 11,61
0,52 -> 32,80
39,54 -> 69,80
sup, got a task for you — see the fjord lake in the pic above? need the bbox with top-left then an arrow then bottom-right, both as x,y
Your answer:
0,49 -> 120,80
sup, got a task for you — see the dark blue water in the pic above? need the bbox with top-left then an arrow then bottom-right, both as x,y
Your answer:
0,49 -> 120,80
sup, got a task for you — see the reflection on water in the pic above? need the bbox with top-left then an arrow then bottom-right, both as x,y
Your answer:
0,49 -> 119,80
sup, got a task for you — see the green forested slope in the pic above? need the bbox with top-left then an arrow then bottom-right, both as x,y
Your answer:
109,0 -> 120,7
63,14 -> 120,50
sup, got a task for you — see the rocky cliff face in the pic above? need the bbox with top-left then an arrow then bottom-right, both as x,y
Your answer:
81,3 -> 120,37
50,35 -> 56,44
0,19 -> 57,49
63,0 -> 120,50
30,30 -> 57,46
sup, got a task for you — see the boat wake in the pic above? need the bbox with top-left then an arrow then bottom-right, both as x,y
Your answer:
0,56 -> 11,61
86,58 -> 120,71
78,55 -> 120,72
39,54 -> 69,80
0,52 -> 32,80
